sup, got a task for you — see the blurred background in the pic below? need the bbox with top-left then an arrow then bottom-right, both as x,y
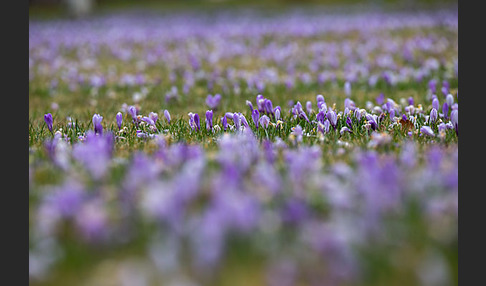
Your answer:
29,0 -> 458,19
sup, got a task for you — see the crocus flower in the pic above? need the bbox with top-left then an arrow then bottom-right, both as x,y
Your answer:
142,116 -> 155,127
252,109 -> 260,129
194,113 -> 200,131
306,101 -> 313,115
206,94 -> 222,109
290,125 -> 303,142
206,110 -> 213,131
432,98 -> 439,111
450,110 -> 458,135
44,113 -> 53,133
346,117 -> 353,129
128,105 -> 137,122
222,115 -> 228,131
116,112 -> 123,130
265,99 -> 274,115
420,126 -> 435,137
326,110 -> 338,129
442,102 -> 449,119
149,112 -> 158,123
274,108 -> 281,122
429,108 -> 438,124
259,115 -> 270,129
446,93 -> 454,106
92,114 -> 103,135
164,110 -> 171,123
230,113 -> 239,131
246,100 -> 254,112
340,126 -> 352,135
344,81 -> 351,96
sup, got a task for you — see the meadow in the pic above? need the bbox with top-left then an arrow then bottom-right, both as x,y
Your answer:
29,4 -> 458,286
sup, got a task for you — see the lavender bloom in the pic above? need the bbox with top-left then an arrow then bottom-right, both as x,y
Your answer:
128,105 -> 137,120
429,108 -> 438,124
408,97 -> 414,106
442,102 -> 449,119
432,98 -> 439,111
246,100 -> 254,112
346,117 -> 353,129
206,94 -> 222,109
205,110 -> 213,131
274,108 -> 281,121
72,131 -> 113,180
365,114 -> 378,131
420,126 -> 435,137
222,115 -> 228,131
376,93 -> 385,105
450,110 -> 458,135
194,113 -> 200,131
326,109 -> 338,129
252,109 -> 260,129
142,116 -> 155,127
240,114 -> 250,129
233,113 -> 241,131
259,115 -> 270,129
290,125 -> 303,142
92,114 -> 103,135
116,112 -> 123,130
299,110 -> 310,124
149,112 -> 158,123
44,113 -> 53,133
446,93 -> 454,106
344,81 -> 351,96
306,101 -> 313,115
264,99 -> 274,115
256,94 -> 265,112
340,126 -> 352,135
164,109 -> 171,123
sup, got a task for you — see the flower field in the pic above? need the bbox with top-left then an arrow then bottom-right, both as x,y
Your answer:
29,4 -> 458,286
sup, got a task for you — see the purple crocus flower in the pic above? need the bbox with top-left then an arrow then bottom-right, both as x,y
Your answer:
149,112 -> 158,123
142,116 -> 155,127
252,109 -> 260,129
274,108 -> 281,121
432,98 -> 439,111
206,110 -> 213,131
408,97 -> 414,106
264,99 -> 274,115
326,109 -> 338,129
92,114 -> 103,135
44,113 -> 53,133
344,81 -> 351,96
317,120 -> 330,134
420,126 -> 435,137
450,110 -> 458,135
340,126 -> 352,135
233,113 -> 240,131
221,115 -> 228,131
346,117 -> 353,129
442,102 -> 449,118
256,94 -> 265,112
246,100 -> 254,112
306,101 -> 313,115
376,93 -> 385,105
194,113 -> 200,131
164,110 -> 171,123
429,108 -> 438,124
240,114 -> 250,129
299,110 -> 310,123
259,115 -> 270,129
446,93 -> 454,106
116,112 -> 123,130
206,94 -> 222,109
128,105 -> 137,121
